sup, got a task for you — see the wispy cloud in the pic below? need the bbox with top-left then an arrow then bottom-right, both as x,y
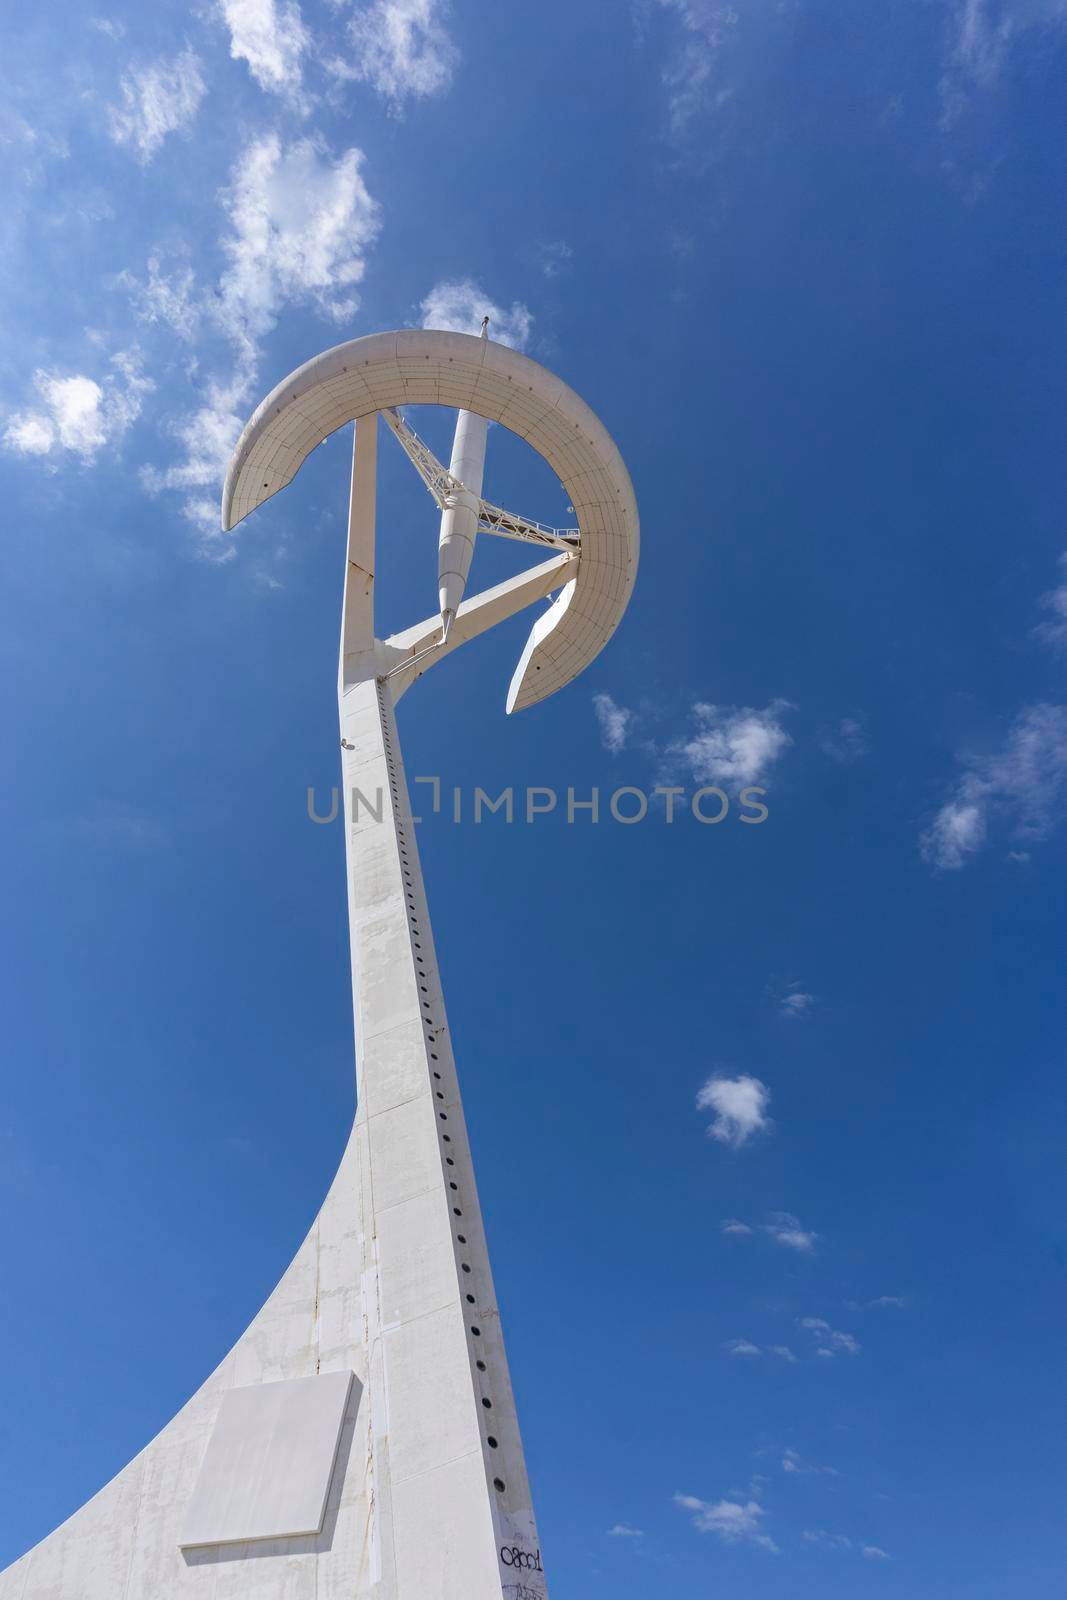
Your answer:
51,806 -> 172,851
943,0 -> 1014,108
219,0 -> 309,104
139,132 -> 380,547
108,49 -> 206,162
921,794 -> 986,867
802,1527 -> 853,1549
586,694 -> 792,792
783,1447 -> 838,1477
664,700 -> 792,792
722,1212 -> 818,1252
799,1316 -> 861,1357
725,1337 -> 763,1358
537,239 -> 574,278
593,692 -> 631,753
726,1337 -> 799,1363
920,703 -> 1067,868
819,716 -> 868,764
803,1527 -> 889,1559
141,371 -> 250,555
1034,551 -> 1067,652
331,0 -> 459,110
778,981 -> 816,1019
724,1339 -> 796,1361
674,1492 -> 778,1553
118,256 -> 201,342
607,1523 -> 644,1538
764,1213 -> 818,1253
940,0 -> 1067,126
697,1074 -> 771,1148
869,1294 -> 906,1309
420,278 -> 531,349
4,351 -> 152,463
652,0 -> 739,138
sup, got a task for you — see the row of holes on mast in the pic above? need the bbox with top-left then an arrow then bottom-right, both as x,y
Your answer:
378,688 -> 508,1499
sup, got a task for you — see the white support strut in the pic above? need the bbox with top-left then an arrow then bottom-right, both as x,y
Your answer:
381,407 -> 580,554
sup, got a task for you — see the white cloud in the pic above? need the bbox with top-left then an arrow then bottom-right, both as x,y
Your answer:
653,0 -> 739,137
607,1523 -> 644,1538
108,49 -> 206,163
724,1339 -> 796,1361
675,1492 -> 777,1553
723,1212 -> 818,1251
4,411 -> 55,455
665,700 -> 792,792
946,0 -> 1013,98
220,0 -> 309,103
141,368 -> 249,553
140,133 -> 380,543
537,239 -> 574,279
593,692 -> 631,754
783,1448 -> 838,1477
1035,552 -> 1067,652
4,351 -> 152,463
697,1074 -> 771,1148
118,256 -> 201,341
764,1213 -> 818,1253
333,0 -> 458,109
420,278 -> 532,350
921,798 -> 986,869
920,704 -> 1067,869
799,1317 -> 860,1356
863,1546 -> 891,1560
779,983 -> 815,1019
725,1338 -> 763,1358
941,0 -> 1067,124
802,1528 -> 853,1549
869,1295 -> 906,1309
220,133 -> 380,339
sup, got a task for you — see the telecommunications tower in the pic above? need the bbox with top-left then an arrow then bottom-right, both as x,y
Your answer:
0,326 -> 638,1600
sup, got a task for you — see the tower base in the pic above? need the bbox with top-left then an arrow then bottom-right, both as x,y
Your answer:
0,680 -> 546,1600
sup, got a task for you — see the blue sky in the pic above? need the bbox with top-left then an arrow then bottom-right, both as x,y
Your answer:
3,0 -> 1067,1593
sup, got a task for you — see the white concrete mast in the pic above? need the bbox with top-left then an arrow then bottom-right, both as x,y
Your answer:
0,329 -> 638,1600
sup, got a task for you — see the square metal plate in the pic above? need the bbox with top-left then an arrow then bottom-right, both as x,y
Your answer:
180,1370 -> 355,1549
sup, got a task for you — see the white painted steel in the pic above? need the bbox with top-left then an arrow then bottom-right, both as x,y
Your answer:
222,328 -> 639,712
438,407 -> 489,636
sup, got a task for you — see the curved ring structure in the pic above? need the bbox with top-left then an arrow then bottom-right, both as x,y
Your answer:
222,329 -> 639,712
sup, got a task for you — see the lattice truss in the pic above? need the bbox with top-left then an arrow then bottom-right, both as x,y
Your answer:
380,406 -> 580,557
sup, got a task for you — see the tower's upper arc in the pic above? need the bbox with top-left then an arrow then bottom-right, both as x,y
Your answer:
221,328 -> 639,712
